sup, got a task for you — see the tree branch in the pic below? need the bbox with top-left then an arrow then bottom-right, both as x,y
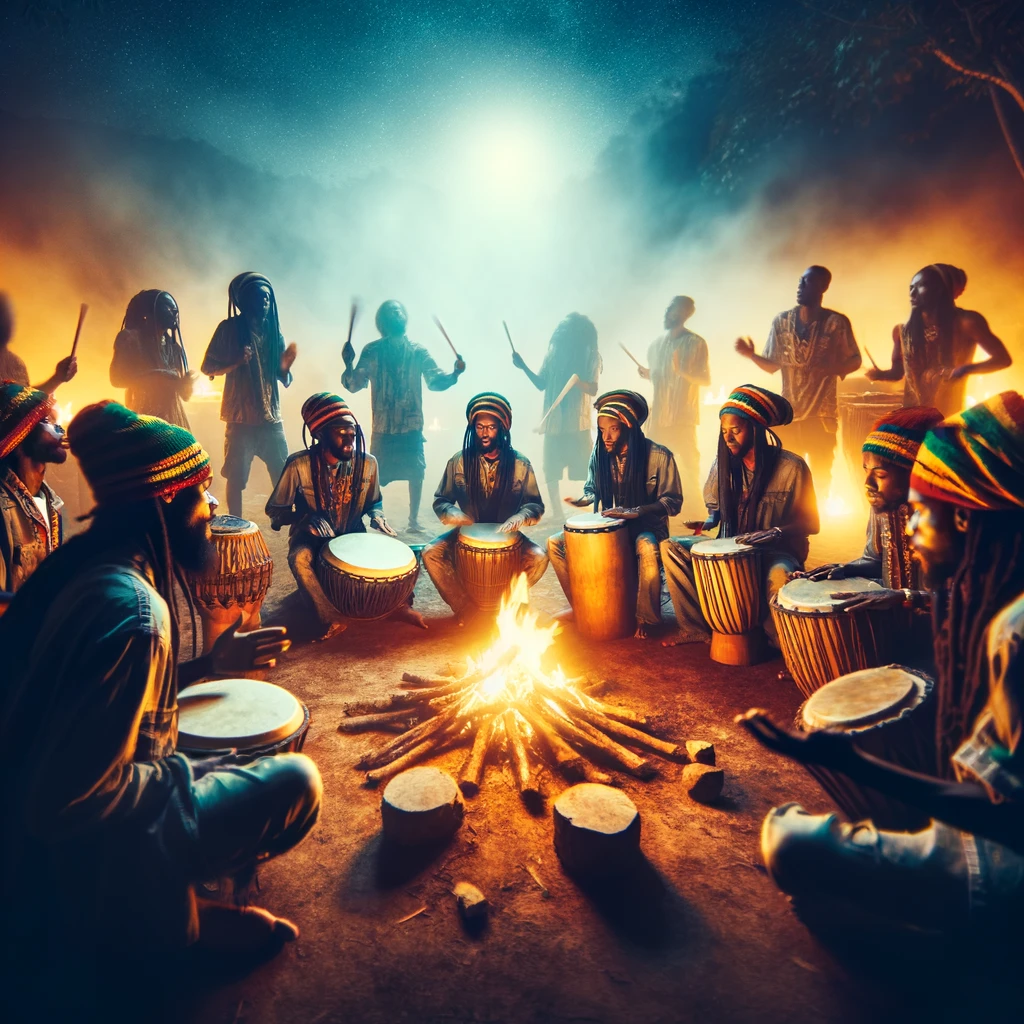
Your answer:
930,46 -> 1024,114
989,83 -> 1024,185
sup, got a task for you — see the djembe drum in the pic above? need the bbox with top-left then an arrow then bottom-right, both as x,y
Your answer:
563,513 -> 637,641
177,678 -> 310,758
772,577 -> 899,698
455,524 -> 523,611
795,665 -> 935,831
839,392 -> 901,495
691,537 -> 763,665
317,533 -> 419,620
187,515 -> 274,654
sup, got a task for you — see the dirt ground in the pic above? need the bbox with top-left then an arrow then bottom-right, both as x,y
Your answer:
151,493 -> 1018,1024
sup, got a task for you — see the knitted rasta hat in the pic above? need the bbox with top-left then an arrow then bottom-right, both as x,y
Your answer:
911,392 -> 1024,511
595,390 -> 649,429
466,392 -> 512,431
720,385 -> 793,429
0,381 -> 53,459
302,393 -> 356,436
863,406 -> 944,471
68,401 -> 211,506
926,264 -> 967,300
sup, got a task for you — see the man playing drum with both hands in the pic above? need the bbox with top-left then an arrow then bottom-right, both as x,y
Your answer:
422,392 -> 547,622
660,385 -> 819,646
548,389 -> 682,640
267,393 -> 423,641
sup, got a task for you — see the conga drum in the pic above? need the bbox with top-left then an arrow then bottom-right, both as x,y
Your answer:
772,577 -> 900,698
563,513 -> 637,641
177,678 -> 310,758
455,524 -> 523,610
795,665 -> 935,831
690,537 -> 763,665
186,515 -> 274,654
317,533 -> 419,620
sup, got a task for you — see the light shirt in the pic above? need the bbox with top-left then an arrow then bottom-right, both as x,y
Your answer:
647,330 -> 709,428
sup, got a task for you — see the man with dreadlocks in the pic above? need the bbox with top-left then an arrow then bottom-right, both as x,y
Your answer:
267,393 -> 422,640
423,392 -> 546,619
0,381 -> 66,613
343,300 -> 465,533
0,403 -> 319,1007
110,289 -> 194,427
548,390 -> 682,640
202,272 -> 298,517
660,385 -> 819,646
0,291 -> 78,393
738,392 -> 1024,942
866,263 -> 1011,417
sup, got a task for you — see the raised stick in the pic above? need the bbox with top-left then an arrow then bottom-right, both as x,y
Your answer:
70,303 -> 88,358
432,315 -> 460,359
535,374 -> 579,433
863,345 -> 880,371
503,320 -> 517,354
618,343 -> 642,368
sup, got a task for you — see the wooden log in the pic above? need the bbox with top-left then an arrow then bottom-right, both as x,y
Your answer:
519,705 -> 586,781
581,764 -> 616,785
365,726 -> 455,786
380,766 -> 464,844
458,716 -> 497,796
577,693 -> 648,727
503,709 -> 541,801
338,709 -> 419,733
400,672 -> 457,688
553,783 -> 641,877
357,704 -> 463,770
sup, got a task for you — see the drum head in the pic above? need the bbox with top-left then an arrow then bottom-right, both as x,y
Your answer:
801,666 -> 925,730
691,537 -> 753,557
321,533 -> 417,577
458,523 -> 520,548
210,515 -> 258,537
778,576 -> 883,612
178,679 -> 305,750
564,512 -> 624,533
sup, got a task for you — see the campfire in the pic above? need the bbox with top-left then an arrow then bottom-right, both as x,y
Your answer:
339,574 -> 684,802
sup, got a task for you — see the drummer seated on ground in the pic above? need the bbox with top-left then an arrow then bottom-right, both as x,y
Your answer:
548,390 -> 682,640
661,385 -> 818,647
422,393 -> 547,622
267,393 -> 424,640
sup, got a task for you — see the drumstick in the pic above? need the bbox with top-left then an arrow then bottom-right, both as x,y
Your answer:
863,345 -> 879,371
344,302 -> 358,350
535,373 -> 580,433
503,320 -> 517,355
618,343 -> 642,368
432,315 -> 460,359
70,303 -> 88,358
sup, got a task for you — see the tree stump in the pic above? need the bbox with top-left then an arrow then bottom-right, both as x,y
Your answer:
381,767 -> 464,845
553,783 -> 641,877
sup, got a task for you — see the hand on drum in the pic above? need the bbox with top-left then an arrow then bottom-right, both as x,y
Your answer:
370,514 -> 398,537
735,526 -> 782,547
499,512 -> 527,533
304,514 -> 335,540
832,589 -> 907,613
563,496 -> 591,508
211,615 -> 292,673
735,709 -> 859,771
447,511 -> 474,527
602,506 -> 640,520
792,563 -> 845,581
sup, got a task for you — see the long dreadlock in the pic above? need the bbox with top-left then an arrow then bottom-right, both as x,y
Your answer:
904,266 -> 960,385
593,421 -> 648,511
122,289 -> 189,375
463,421 -> 515,521
302,419 -> 368,532
716,422 -> 782,536
933,509 -> 1024,776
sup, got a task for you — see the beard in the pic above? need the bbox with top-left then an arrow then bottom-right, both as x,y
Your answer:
168,516 -> 216,575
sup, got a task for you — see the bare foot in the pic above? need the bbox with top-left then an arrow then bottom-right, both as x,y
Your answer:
196,898 -> 298,955
312,621 -> 347,643
391,604 -> 428,630
407,520 -> 426,535
662,628 -> 711,648
634,624 -> 649,640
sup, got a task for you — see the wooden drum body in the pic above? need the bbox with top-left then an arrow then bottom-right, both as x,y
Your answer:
691,538 -> 764,665
177,678 -> 310,758
839,393 -> 901,497
187,515 -> 274,654
455,524 -> 523,610
772,577 -> 900,698
317,533 -> 419,620
563,513 -> 637,641
796,665 -> 935,831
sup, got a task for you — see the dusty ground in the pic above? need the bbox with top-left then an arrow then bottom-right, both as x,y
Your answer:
143,492 -> 1019,1024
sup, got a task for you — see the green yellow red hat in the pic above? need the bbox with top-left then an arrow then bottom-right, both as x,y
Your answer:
595,390 -> 648,429
862,406 -> 944,470
466,392 -> 512,431
302,393 -> 356,436
0,381 -> 53,460
720,385 -> 793,429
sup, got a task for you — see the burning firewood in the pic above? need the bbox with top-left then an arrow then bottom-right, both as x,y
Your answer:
458,715 -> 498,796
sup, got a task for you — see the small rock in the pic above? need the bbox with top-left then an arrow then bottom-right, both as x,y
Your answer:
453,881 -> 488,921
686,740 -> 716,765
682,763 -> 724,803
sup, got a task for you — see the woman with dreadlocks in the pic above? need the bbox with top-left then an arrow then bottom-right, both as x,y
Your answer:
548,390 -> 682,640
422,393 -> 546,620
110,289 -> 194,427
737,392 -> 1024,944
0,403 -> 319,1013
266,393 -> 418,641
202,272 -> 298,517
866,263 -> 1011,417
660,385 -> 818,646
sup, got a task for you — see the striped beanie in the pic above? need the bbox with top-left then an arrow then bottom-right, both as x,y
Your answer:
595,390 -> 649,429
0,381 -> 53,459
863,406 -> 944,470
911,392 -> 1024,511
302,393 -> 356,435
467,392 -> 512,431
720,385 -> 793,429
68,401 -> 211,506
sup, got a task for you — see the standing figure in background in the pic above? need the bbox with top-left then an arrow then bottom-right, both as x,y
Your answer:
637,295 -> 709,520
549,390 -> 682,640
735,266 -> 860,499
865,264 -> 1011,417
202,273 -> 297,518
342,300 -> 464,533
0,292 -> 78,393
0,382 -> 65,613
110,289 -> 194,428
512,312 -> 600,519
